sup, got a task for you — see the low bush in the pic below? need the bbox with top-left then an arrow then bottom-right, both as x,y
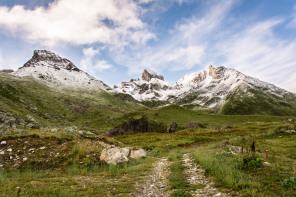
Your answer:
283,177 -> 296,189
242,155 -> 262,169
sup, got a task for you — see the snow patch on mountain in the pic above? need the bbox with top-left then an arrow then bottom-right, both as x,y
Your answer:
116,65 -> 293,108
12,50 -> 110,91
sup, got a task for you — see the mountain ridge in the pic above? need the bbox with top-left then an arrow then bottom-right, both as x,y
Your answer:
115,65 -> 296,115
2,49 -> 296,116
13,50 -> 111,91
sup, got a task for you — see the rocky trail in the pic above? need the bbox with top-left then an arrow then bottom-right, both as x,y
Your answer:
182,153 -> 230,197
133,157 -> 171,197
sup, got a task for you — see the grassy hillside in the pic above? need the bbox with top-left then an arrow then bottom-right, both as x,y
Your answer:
0,73 -> 145,131
221,86 -> 296,116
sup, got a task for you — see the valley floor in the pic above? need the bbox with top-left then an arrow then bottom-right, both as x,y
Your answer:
0,108 -> 296,196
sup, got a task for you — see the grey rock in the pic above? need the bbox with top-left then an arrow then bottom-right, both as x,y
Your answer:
263,161 -> 272,167
284,130 -> 295,134
130,148 -> 147,159
100,147 -> 129,165
169,122 -> 178,133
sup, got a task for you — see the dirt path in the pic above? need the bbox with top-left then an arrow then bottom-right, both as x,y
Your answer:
133,157 -> 171,197
182,153 -> 230,197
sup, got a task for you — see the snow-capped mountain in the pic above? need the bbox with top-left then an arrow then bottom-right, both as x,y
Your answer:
116,65 -> 296,110
13,50 -> 110,91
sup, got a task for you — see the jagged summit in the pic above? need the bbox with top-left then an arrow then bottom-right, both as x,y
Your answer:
178,65 -> 241,84
116,65 -> 294,109
22,50 -> 80,72
13,50 -> 110,91
141,69 -> 164,81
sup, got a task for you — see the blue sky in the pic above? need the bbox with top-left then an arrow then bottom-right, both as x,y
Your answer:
0,0 -> 295,92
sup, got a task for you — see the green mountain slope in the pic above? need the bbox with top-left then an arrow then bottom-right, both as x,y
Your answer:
0,73 -> 144,131
221,85 -> 296,116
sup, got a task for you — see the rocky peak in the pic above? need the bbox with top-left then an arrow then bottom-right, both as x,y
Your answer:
22,50 -> 80,72
0,69 -> 14,73
141,69 -> 164,82
208,65 -> 226,79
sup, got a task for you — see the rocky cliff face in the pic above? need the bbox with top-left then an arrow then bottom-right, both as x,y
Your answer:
12,50 -> 110,91
22,50 -> 80,72
116,65 -> 295,110
141,69 -> 164,81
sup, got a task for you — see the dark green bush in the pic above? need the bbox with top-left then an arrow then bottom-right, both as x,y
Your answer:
283,177 -> 296,189
242,155 -> 262,169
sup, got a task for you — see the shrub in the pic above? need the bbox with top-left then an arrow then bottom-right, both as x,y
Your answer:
242,156 -> 262,169
283,177 -> 296,189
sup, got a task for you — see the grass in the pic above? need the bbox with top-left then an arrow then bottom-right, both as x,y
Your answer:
1,88 -> 296,196
191,131 -> 296,196
168,150 -> 192,197
221,86 -> 296,116
0,157 -> 155,197
0,73 -> 145,131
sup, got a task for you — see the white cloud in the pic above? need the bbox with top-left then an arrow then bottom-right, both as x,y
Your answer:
287,4 -> 296,28
80,47 -> 99,72
0,0 -> 155,47
112,0 -> 236,74
215,19 -> 296,92
95,60 -> 113,71
138,0 -> 155,4
80,47 -> 112,73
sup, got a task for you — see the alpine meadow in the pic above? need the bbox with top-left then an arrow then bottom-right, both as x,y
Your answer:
0,0 -> 296,197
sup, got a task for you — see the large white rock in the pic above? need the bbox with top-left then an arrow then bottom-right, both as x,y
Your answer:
130,148 -> 147,159
100,147 -> 129,165
120,147 -> 131,157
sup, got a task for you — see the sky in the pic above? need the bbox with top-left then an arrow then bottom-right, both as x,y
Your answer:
0,0 -> 296,92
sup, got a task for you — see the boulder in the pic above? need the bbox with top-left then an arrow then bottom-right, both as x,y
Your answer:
283,130 -> 295,134
120,147 -> 131,157
100,147 -> 129,165
227,145 -> 242,155
130,148 -> 147,159
169,122 -> 178,133
263,161 -> 272,167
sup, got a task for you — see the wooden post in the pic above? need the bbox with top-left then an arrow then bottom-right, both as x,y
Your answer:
266,149 -> 268,159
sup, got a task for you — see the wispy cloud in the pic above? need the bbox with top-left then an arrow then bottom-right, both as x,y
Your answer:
0,0 -> 155,48
95,60 -> 113,72
287,4 -> 296,28
215,19 -> 296,92
112,0 -> 236,74
80,47 -> 112,74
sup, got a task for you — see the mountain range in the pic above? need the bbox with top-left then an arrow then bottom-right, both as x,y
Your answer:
1,50 -> 296,131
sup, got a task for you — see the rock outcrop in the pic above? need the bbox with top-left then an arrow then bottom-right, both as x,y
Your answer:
208,65 -> 226,79
141,69 -> 164,81
0,69 -> 14,73
100,146 -> 146,165
22,50 -> 80,72
107,116 -> 167,136
130,149 -> 147,159
100,147 -> 129,165
169,122 -> 178,133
